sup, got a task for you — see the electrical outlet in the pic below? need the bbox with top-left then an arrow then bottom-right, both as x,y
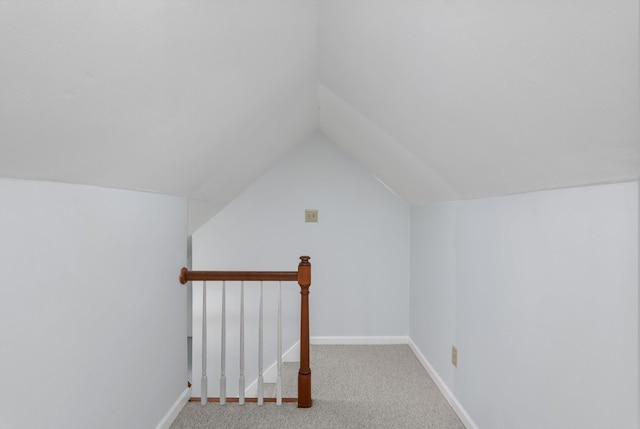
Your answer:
452,346 -> 458,367
305,209 -> 318,223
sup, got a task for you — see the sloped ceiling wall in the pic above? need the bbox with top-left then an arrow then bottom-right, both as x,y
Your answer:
318,0 -> 639,204
1,0 -> 638,233
0,1 -> 318,232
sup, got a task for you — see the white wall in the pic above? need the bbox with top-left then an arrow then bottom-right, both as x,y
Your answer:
191,132 -> 410,396
410,182 -> 638,429
410,202 -> 458,389
0,179 -> 188,429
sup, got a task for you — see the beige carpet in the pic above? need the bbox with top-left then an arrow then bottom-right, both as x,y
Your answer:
170,344 -> 465,429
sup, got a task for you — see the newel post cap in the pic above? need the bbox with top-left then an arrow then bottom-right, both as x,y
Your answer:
298,256 -> 311,287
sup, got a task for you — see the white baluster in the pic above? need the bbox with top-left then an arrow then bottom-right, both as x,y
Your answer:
258,281 -> 264,406
238,281 -> 245,405
220,281 -> 226,405
201,281 -> 208,406
276,281 -> 282,405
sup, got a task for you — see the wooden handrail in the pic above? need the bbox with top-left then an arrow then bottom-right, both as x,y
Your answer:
180,269 -> 297,283
179,256 -> 312,408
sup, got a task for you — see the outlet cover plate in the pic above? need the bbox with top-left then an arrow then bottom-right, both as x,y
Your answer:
305,209 -> 318,223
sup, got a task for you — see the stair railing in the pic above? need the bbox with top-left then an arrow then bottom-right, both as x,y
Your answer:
179,256 -> 312,408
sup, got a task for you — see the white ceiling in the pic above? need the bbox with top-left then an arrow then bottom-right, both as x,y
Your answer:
1,1 -> 638,233
318,0 -> 639,203
0,1 -> 318,232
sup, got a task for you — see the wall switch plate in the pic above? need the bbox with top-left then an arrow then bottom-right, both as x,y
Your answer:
305,209 -> 318,223
452,346 -> 458,367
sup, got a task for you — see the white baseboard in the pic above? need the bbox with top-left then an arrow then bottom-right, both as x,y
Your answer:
154,386 -> 191,429
245,341 -> 300,396
310,336 -> 410,345
408,338 -> 479,429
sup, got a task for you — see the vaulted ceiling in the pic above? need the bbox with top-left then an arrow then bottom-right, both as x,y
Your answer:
1,1 -> 638,233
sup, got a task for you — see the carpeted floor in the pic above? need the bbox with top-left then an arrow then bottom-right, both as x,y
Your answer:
170,345 -> 465,429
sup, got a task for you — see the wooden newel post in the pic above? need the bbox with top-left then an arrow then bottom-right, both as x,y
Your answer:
297,255 -> 312,408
